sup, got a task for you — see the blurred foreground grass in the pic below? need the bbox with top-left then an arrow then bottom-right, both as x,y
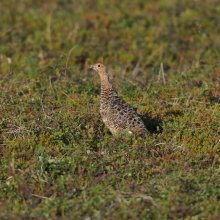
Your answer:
0,0 -> 220,219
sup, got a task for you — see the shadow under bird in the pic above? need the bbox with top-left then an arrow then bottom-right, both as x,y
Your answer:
90,63 -> 149,137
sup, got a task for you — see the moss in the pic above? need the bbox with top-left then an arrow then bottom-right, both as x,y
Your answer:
0,0 -> 220,219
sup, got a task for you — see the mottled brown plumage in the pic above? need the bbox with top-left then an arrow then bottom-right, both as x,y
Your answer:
90,63 -> 149,136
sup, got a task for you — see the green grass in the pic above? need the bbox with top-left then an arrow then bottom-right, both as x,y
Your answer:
1,0 -> 220,219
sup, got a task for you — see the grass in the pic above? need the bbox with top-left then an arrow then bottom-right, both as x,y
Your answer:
0,0 -> 220,219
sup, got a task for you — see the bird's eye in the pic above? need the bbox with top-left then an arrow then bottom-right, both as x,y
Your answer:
98,65 -> 100,67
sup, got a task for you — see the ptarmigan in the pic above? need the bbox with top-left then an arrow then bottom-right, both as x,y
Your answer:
90,63 -> 149,137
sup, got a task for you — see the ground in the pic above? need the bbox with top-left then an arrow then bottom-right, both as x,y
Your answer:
0,0 -> 220,219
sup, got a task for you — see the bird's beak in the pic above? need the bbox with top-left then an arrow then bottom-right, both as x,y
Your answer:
89,65 -> 94,69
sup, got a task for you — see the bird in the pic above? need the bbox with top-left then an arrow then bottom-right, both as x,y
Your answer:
89,63 -> 149,137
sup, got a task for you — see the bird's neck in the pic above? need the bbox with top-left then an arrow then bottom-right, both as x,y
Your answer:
100,74 -> 112,91
100,73 -> 115,100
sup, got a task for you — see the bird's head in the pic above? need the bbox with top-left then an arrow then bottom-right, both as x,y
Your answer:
89,63 -> 107,75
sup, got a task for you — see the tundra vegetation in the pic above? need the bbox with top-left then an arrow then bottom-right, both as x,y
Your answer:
0,0 -> 220,219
